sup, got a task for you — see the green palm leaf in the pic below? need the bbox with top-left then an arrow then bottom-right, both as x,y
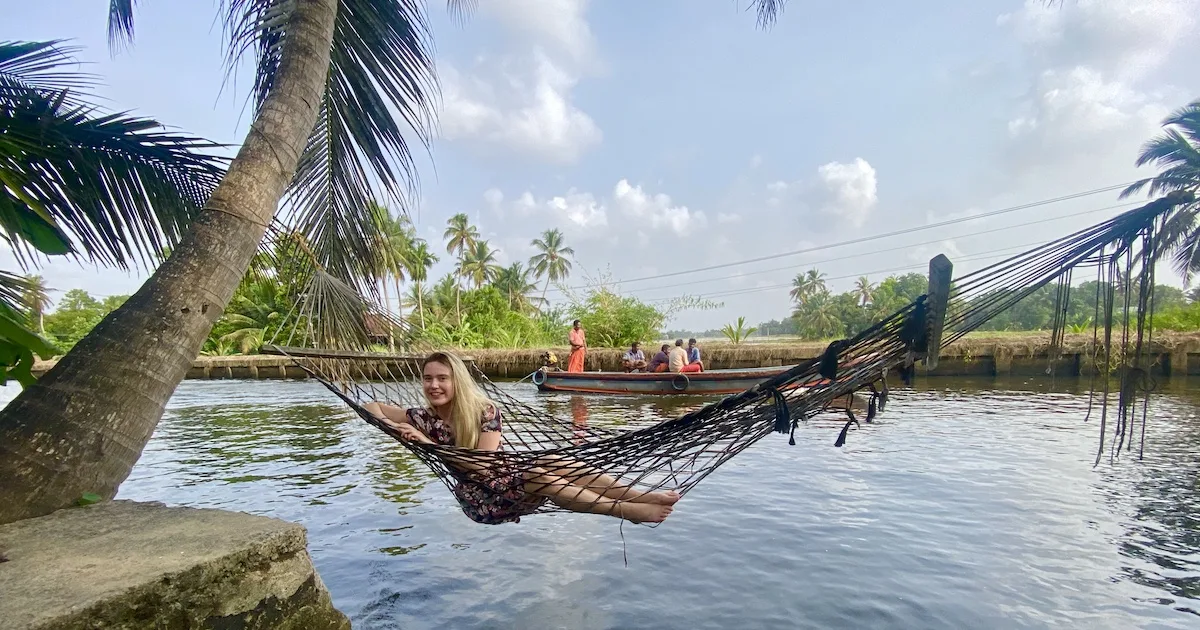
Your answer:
1,41 -> 227,270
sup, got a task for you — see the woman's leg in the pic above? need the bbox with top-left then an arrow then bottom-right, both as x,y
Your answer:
536,455 -> 680,505
522,466 -> 673,524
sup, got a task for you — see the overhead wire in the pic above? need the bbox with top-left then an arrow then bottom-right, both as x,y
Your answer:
546,181 -> 1137,294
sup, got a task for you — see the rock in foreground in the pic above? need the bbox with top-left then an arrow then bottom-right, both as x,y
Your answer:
0,500 -> 350,630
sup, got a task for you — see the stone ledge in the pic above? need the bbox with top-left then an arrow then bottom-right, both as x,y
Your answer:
0,500 -> 350,630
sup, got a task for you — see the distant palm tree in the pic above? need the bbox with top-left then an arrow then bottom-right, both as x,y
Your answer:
796,291 -> 840,339
461,240 -> 500,288
404,239 -> 438,329
789,268 -> 827,305
444,213 -> 479,323
21,275 -> 53,333
528,228 -> 575,307
854,276 -> 874,306
1121,99 -> 1200,282
493,262 -> 539,312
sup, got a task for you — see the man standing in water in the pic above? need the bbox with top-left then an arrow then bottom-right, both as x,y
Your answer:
567,320 -> 587,372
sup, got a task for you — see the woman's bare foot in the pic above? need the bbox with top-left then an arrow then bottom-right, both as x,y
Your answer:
631,490 -> 681,506
617,501 -> 674,524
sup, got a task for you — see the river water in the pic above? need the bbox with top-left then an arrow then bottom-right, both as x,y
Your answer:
14,376 -> 1200,628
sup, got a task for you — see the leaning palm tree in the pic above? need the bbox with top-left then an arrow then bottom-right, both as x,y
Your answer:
21,275 -> 54,334
404,239 -> 437,329
854,276 -> 874,306
528,228 -> 575,306
443,213 -> 479,323
1120,99 -> 1200,283
0,1 -> 451,525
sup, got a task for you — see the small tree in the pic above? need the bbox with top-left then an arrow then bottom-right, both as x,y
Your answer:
720,317 -> 758,344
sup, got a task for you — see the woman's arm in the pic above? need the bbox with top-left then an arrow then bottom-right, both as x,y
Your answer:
475,405 -> 502,451
362,402 -> 436,444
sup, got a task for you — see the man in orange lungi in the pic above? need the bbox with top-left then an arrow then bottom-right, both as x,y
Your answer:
567,319 -> 586,372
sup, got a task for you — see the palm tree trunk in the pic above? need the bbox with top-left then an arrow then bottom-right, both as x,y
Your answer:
417,281 -> 426,329
394,276 -> 404,322
381,278 -> 394,351
455,257 -> 463,326
540,277 -> 550,310
0,0 -> 338,525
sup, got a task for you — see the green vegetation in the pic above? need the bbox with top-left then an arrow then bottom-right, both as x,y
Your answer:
721,317 -> 758,344
1,41 -> 223,380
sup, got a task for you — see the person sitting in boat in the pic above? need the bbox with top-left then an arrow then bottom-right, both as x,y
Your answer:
646,344 -> 671,373
686,338 -> 704,372
364,352 -> 678,525
622,341 -> 647,372
539,351 -> 560,371
670,339 -> 702,373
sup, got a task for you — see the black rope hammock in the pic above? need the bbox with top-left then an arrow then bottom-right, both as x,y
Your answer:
256,192 -> 1192,524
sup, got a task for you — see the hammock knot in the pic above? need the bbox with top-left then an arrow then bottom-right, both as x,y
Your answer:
770,388 -> 791,436
819,339 -> 850,380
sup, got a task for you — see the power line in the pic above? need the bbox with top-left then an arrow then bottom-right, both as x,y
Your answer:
549,181 -> 1135,293
644,241 -> 1043,304
601,201 -> 1140,297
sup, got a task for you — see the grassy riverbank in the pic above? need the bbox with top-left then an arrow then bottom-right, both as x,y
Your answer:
30,331 -> 1200,381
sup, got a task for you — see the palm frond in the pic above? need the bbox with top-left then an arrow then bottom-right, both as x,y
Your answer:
749,0 -> 786,29
224,0 -> 440,295
0,88 -> 227,269
0,41 -> 95,102
107,0 -> 138,52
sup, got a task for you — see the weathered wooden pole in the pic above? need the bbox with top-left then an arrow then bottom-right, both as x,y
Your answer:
924,254 -> 954,370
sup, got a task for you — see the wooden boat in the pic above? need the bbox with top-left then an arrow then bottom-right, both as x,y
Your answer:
532,365 -> 797,395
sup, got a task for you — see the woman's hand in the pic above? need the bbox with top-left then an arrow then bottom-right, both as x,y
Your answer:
394,422 -> 433,444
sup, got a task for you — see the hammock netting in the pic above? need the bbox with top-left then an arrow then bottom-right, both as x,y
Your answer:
257,192 -> 1192,522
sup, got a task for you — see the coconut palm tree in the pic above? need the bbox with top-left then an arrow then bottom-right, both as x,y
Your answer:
493,262 -> 539,312
443,213 -> 479,323
0,0 -> 451,525
370,202 -> 414,331
0,0 -> 794,525
460,240 -> 500,289
854,276 -> 874,306
528,228 -> 575,306
21,276 -> 54,334
404,239 -> 437,329
1121,99 -> 1200,283
0,41 -> 221,391
789,268 -> 827,305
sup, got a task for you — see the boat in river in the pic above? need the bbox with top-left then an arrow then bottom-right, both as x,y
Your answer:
531,365 -> 796,395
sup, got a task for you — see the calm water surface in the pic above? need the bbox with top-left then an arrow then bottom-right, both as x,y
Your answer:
27,376 -> 1200,628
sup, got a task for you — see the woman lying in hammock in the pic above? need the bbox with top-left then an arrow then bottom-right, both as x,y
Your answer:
364,352 -> 679,525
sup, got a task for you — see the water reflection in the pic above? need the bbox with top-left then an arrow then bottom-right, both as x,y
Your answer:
102,377 -> 1200,629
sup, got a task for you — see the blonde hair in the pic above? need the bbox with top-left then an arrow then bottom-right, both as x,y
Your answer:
422,352 -> 493,448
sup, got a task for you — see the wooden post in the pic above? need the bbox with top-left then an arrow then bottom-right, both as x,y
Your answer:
924,254 -> 954,370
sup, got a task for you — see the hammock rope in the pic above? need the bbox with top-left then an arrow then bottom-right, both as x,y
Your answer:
258,191 -> 1192,522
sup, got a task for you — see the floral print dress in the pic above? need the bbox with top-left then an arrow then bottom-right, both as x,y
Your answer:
405,405 -> 547,524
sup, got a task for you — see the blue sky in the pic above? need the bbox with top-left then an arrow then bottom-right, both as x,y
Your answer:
5,0 -> 1199,330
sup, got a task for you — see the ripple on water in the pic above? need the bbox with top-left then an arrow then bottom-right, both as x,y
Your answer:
81,377 -> 1200,629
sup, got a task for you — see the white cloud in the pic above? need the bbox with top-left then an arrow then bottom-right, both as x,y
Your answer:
612,179 -> 707,236
765,158 -> 878,228
439,52 -> 602,164
436,0 -> 602,163
716,212 -> 742,224
999,0 -> 1197,81
480,0 -> 598,69
993,1 -> 1195,194
815,158 -> 878,228
486,179 -> 711,242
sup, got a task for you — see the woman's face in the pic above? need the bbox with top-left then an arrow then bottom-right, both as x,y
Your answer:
423,360 -> 455,407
